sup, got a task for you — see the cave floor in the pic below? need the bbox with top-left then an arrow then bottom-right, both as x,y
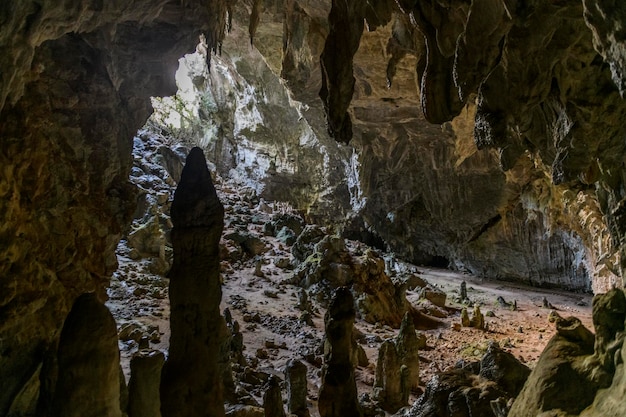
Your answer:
106,189 -> 593,415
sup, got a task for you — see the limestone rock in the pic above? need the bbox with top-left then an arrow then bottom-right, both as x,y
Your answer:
263,375 -> 287,417
160,147 -> 228,417
374,312 -> 420,412
479,343 -> 530,397
51,293 -> 122,417
508,317 -> 598,417
408,344 -> 529,417
292,225 -> 327,262
419,286 -> 447,308
396,313 -> 421,391
128,349 -> 165,417
461,308 -> 471,328
285,359 -> 310,417
0,2 -> 229,414
591,289 -> 626,373
319,287 -> 362,417
374,340 -> 406,413
470,305 -> 485,330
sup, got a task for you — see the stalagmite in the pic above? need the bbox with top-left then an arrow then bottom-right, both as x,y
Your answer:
263,375 -> 287,417
51,293 -> 122,417
160,147 -> 227,417
374,312 -> 419,412
374,339 -> 405,412
318,287 -> 362,417
285,359 -> 310,417
396,313 -> 420,390
470,305 -> 485,330
128,349 -> 165,417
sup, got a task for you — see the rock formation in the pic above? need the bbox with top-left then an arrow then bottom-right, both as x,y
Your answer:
6,1 -> 626,416
508,316 -> 598,417
0,2 -> 228,414
396,312 -> 421,391
51,293 -> 122,417
263,375 -> 286,417
176,0 -> 623,293
374,312 -> 420,412
318,287 -> 362,417
408,343 -> 530,417
128,349 -> 165,417
374,339 -> 406,413
160,147 -> 228,417
285,359 -> 310,417
292,234 -> 410,327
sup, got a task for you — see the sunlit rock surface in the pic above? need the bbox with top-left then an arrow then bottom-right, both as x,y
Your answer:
159,0 -> 621,292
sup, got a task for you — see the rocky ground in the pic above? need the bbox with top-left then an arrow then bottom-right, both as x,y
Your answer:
106,131 -> 594,416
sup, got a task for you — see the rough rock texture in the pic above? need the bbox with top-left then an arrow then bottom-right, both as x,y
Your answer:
408,344 -> 529,417
159,147 -> 228,417
291,233 -> 410,327
396,312 -> 421,391
128,349 -> 165,417
285,359 -> 310,417
51,293 -> 122,417
7,1 -> 626,416
263,376 -> 286,417
318,287 -> 362,417
162,0 -> 623,293
508,316 -> 598,417
373,339 -> 406,413
0,1 -> 228,415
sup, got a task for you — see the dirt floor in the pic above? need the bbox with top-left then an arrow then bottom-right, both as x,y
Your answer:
106,181 -> 594,416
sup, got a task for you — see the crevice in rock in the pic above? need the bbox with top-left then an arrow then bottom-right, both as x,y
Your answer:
467,214 -> 503,244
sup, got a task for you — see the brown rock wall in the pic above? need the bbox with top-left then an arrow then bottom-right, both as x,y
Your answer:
0,1 -> 228,414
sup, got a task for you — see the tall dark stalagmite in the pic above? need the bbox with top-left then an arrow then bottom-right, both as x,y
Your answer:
160,147 -> 227,417
318,287 -> 362,417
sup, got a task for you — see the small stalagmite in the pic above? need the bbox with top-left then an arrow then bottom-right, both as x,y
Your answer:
396,312 -> 420,391
374,339 -> 404,412
470,304 -> 485,330
318,287 -> 362,417
285,359 -> 310,417
128,349 -> 165,417
51,293 -> 122,417
374,312 -> 419,412
263,375 -> 287,417
160,147 -> 227,417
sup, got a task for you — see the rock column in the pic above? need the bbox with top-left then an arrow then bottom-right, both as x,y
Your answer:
374,340 -> 404,412
396,312 -> 420,390
160,147 -> 227,417
128,349 -> 165,417
318,287 -> 362,417
285,359 -> 309,417
263,375 -> 287,417
51,293 -> 122,417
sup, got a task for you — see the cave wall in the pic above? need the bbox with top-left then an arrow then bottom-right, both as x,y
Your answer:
169,0 -> 621,292
0,1 -> 228,414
